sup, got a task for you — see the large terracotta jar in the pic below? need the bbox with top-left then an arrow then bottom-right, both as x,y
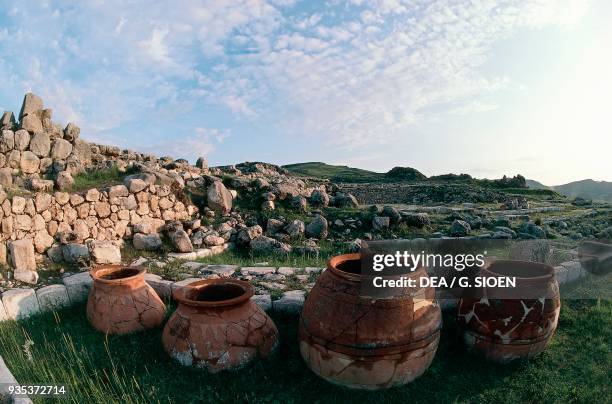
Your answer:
457,260 -> 561,363
299,253 -> 442,390
162,279 -> 279,372
87,265 -> 166,334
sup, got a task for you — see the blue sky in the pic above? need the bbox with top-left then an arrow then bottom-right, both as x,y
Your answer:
0,0 -> 610,185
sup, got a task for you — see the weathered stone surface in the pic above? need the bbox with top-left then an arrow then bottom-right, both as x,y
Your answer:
34,231 -> 54,253
21,113 -> 43,133
241,266 -> 276,276
277,267 -> 297,276
30,178 -> 54,191
62,243 -> 90,264
14,129 -> 30,150
201,264 -> 237,277
252,294 -> 272,311
272,290 -> 306,313
133,233 -> 162,250
207,181 -> 233,214
285,219 -> 305,238
309,189 -> 330,207
305,215 -> 328,239
450,219 -> 471,237
62,271 -> 93,302
172,229 -> 193,253
0,111 -> 15,130
85,188 -> 99,202
125,178 -> 147,193
63,122 -> 80,142
36,284 -> 70,311
108,184 -> 129,199
0,167 -> 12,188
144,273 -> 173,300
89,240 -> 121,264
55,170 -> 74,190
195,156 -> 208,169
250,235 -> 292,255
51,138 -> 73,160
29,132 -> 51,157
372,216 -> 390,231
2,288 -> 40,320
19,93 -> 43,120
8,239 -> 36,272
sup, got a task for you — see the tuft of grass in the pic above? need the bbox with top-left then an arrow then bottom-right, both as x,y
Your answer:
70,166 -> 134,192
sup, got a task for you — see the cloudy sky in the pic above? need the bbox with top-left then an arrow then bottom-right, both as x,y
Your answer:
0,0 -> 610,185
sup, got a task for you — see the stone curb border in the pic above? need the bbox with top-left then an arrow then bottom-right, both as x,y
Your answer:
0,259 -> 589,321
0,355 -> 32,403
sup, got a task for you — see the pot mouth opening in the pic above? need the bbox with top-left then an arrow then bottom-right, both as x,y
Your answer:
336,258 -> 362,275
486,260 -> 553,280
189,283 -> 246,302
100,267 -> 141,280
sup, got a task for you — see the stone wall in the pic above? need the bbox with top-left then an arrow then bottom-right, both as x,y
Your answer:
0,180 -> 197,275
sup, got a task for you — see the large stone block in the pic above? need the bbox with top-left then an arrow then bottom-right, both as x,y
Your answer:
89,240 -> 121,264
2,288 -> 40,320
8,239 -> 36,273
62,272 -> 93,303
36,284 -> 71,311
144,273 -> 173,300
272,290 -> 306,314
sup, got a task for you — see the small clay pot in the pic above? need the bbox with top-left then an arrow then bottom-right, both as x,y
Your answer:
299,253 -> 442,390
457,260 -> 561,363
87,265 -> 166,334
162,279 -> 279,372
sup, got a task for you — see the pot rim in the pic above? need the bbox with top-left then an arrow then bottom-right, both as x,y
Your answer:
328,252 -> 426,282
483,259 -> 554,281
90,265 -> 146,284
174,278 -> 254,308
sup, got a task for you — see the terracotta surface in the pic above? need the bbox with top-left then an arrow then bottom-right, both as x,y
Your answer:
457,260 -> 560,363
162,278 -> 278,372
299,253 -> 442,390
87,265 -> 166,334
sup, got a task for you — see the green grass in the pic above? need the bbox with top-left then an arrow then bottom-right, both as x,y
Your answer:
70,166 -> 131,192
283,162 -> 385,183
0,299 -> 608,403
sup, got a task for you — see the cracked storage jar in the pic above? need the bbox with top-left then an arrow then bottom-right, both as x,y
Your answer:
162,278 -> 279,372
457,260 -> 560,363
299,253 -> 442,390
87,265 -> 167,334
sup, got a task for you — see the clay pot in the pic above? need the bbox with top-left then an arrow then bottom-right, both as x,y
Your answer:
457,260 -> 561,363
162,279 -> 279,372
299,253 -> 442,390
87,265 -> 166,334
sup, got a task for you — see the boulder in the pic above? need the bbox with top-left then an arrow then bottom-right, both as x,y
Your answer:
372,216 -> 390,231
0,167 -> 12,187
21,113 -> 44,133
2,288 -> 40,320
34,231 -> 54,253
0,129 -> 14,152
29,132 -> 51,157
125,178 -> 147,193
108,184 -> 129,199
51,138 -> 73,160
62,271 -> 93,302
260,200 -> 275,212
381,206 -> 401,224
305,215 -> 328,239
133,233 -> 163,250
285,219 -> 305,238
272,290 -> 306,314
171,229 -> 193,253
402,212 -> 430,228
333,192 -> 359,208
195,156 -> 208,170
309,189 -> 330,207
14,129 -> 30,150
30,178 -> 54,192
0,111 -> 15,130
8,239 -> 36,272
450,220 -> 471,237
19,92 -> 43,119
89,240 -> 121,264
55,170 -> 74,190
63,122 -> 80,142
207,181 -> 233,214
19,151 -> 40,174
62,243 -> 91,264
237,225 -> 263,246
250,235 -> 292,255
36,284 -> 71,311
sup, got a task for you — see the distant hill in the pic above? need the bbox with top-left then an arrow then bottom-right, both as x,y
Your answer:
553,179 -> 612,202
283,162 -> 385,183
527,178 -> 612,202
526,179 -> 552,190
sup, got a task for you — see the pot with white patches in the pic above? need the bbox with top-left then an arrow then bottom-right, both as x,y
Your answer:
162,279 -> 279,372
299,253 -> 442,390
87,265 -> 166,334
457,260 -> 561,363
